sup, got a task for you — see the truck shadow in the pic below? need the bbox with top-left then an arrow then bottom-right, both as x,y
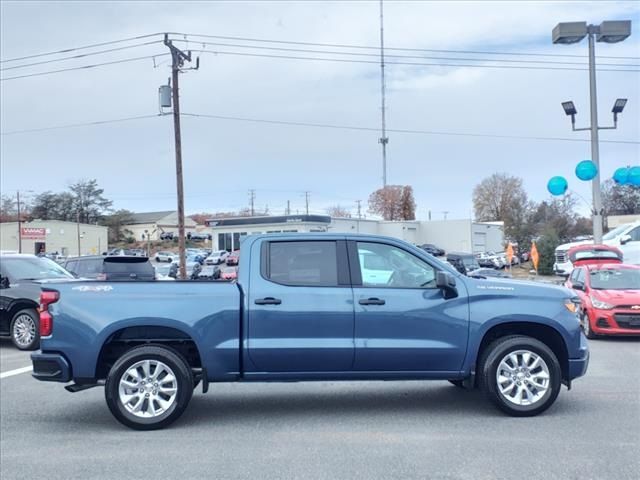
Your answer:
178,382 -> 572,428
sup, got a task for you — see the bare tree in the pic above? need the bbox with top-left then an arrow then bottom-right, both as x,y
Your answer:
602,179 -> 640,216
326,205 -> 351,218
368,185 -> 416,221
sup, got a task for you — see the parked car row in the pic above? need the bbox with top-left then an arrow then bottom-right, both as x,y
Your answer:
554,221 -> 640,276
158,231 -> 212,241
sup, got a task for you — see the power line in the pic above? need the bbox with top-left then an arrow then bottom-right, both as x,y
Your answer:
0,40 -> 162,71
0,114 -> 163,135
0,33 -> 166,63
0,53 -> 169,81
181,112 -> 639,145
191,49 -> 639,73
2,111 -> 637,145
177,32 -> 640,61
175,39 -> 640,68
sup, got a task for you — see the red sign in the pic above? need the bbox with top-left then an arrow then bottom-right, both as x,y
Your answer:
21,227 -> 46,239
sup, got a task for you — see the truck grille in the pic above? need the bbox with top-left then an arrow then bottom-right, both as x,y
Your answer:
555,251 -> 568,264
614,314 -> 640,330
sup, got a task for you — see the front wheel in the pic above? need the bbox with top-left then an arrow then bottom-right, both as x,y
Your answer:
582,313 -> 597,339
479,336 -> 561,417
105,345 -> 194,430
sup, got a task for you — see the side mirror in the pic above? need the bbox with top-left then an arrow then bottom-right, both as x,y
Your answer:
620,234 -> 632,245
572,281 -> 585,291
436,271 -> 458,299
0,275 -> 9,289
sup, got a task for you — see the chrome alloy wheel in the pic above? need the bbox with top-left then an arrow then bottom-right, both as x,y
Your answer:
118,360 -> 178,418
12,314 -> 36,347
496,350 -> 550,406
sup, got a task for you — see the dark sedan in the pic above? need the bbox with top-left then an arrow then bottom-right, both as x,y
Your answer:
0,254 -> 74,350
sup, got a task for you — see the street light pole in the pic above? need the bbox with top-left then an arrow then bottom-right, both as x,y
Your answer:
586,27 -> 603,243
553,20 -> 631,244
16,190 -> 22,253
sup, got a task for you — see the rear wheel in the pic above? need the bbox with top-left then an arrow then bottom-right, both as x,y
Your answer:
479,335 -> 561,417
10,309 -> 39,351
105,345 -> 193,430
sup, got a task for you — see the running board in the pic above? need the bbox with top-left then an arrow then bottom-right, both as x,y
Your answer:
65,382 -> 102,393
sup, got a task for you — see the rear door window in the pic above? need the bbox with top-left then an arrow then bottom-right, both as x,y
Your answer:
266,241 -> 338,286
104,259 -> 154,278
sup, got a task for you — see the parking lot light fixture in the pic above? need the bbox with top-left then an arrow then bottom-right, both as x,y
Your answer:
597,20 -> 631,43
552,22 -> 587,44
612,98 -> 627,114
561,101 -> 577,116
553,19 -> 632,244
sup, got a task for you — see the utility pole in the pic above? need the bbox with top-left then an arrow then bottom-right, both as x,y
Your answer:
164,34 -> 198,279
16,190 -> 22,253
76,192 -> 82,257
304,192 -> 310,215
356,200 -> 362,233
249,189 -> 256,216
286,200 -> 291,216
378,0 -> 389,187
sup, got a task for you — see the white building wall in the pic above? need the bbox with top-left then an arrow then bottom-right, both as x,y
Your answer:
419,220 -> 473,253
0,220 -> 108,256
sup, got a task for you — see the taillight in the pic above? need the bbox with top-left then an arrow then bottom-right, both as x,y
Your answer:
96,273 -> 107,281
39,290 -> 59,337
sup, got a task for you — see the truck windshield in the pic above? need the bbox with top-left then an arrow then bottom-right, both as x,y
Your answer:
590,269 -> 640,290
602,224 -> 630,241
3,256 -> 74,281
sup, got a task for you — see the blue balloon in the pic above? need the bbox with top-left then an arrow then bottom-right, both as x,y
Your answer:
613,167 -> 630,185
628,166 -> 640,186
575,160 -> 598,181
547,176 -> 568,196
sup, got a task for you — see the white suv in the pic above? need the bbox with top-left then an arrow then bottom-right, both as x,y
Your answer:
553,221 -> 640,275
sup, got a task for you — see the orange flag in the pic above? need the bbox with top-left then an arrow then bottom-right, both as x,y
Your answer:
530,241 -> 539,272
506,243 -> 514,265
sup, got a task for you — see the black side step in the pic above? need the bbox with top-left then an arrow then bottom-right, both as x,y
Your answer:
65,382 -> 102,393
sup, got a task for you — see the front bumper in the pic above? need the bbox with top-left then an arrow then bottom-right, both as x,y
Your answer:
31,352 -> 72,382
553,261 -> 573,276
588,308 -> 640,336
568,332 -> 590,380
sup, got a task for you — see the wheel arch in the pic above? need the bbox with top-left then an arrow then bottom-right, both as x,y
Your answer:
95,325 -> 203,380
474,321 -> 570,383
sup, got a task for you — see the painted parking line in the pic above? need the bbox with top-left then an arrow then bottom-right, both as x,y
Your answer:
0,366 -> 33,379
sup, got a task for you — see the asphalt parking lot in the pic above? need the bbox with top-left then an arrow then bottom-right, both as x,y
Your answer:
1,337 -> 638,480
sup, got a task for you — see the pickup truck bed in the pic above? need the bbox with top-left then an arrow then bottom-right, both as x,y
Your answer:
32,234 -> 589,430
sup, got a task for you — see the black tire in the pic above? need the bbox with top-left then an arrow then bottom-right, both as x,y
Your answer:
448,379 -> 465,388
10,308 -> 40,351
105,345 -> 194,430
582,313 -> 597,340
478,335 -> 561,417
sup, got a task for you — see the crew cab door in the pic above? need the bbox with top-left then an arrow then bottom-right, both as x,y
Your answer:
349,241 -> 469,373
247,239 -> 354,372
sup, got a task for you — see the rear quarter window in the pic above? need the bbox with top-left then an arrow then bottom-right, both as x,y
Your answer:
266,241 -> 338,287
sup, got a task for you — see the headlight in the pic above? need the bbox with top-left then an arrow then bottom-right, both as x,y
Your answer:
589,295 -> 614,310
564,298 -> 581,314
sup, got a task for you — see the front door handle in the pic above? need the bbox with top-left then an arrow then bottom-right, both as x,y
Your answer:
359,297 -> 385,306
254,297 -> 282,305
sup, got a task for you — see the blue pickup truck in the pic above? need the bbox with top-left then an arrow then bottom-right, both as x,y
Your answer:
31,234 -> 589,430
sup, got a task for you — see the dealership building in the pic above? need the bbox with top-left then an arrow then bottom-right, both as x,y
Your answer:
120,211 -> 198,241
0,220 -> 108,256
205,215 -> 504,253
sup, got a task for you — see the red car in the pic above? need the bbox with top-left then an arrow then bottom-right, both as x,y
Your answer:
226,251 -> 240,266
565,260 -> 640,338
219,266 -> 238,281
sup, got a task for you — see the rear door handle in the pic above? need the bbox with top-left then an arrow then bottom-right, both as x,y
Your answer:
254,297 -> 282,305
359,297 -> 385,306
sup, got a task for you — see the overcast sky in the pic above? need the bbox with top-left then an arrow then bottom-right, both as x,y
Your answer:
1,1 -> 639,220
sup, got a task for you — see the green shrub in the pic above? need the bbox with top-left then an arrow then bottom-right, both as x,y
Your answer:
536,229 -> 560,276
